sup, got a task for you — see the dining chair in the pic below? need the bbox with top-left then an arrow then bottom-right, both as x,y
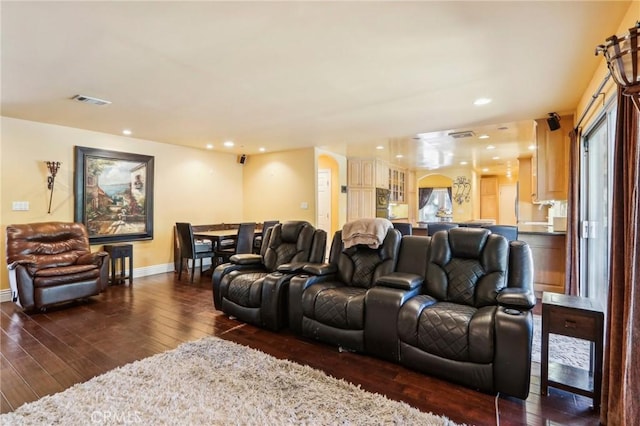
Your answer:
214,222 -> 256,265
484,224 -> 518,241
175,222 -> 214,283
253,220 -> 279,253
392,222 -> 413,236
425,222 -> 459,236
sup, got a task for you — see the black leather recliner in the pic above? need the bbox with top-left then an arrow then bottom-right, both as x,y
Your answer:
288,228 -> 401,352
390,228 -> 535,399
212,221 -> 326,330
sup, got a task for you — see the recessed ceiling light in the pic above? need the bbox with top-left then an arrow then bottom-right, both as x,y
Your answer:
259,147 -> 266,152
479,134 -> 490,139
492,156 -> 500,160
395,154 -> 403,159
376,145 -> 384,150
528,144 -> 536,150
473,98 -> 492,106
482,168 -> 489,172
223,140 -> 234,147
206,144 -> 213,150
486,145 -> 495,150
122,129 -> 132,136
460,161 -> 468,165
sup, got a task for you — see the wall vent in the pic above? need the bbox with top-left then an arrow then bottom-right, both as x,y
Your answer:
71,94 -> 111,106
448,130 -> 475,139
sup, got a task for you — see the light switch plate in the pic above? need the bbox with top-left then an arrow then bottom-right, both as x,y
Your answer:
12,201 -> 29,211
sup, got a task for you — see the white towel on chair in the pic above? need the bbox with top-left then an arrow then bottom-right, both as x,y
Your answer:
342,218 -> 393,249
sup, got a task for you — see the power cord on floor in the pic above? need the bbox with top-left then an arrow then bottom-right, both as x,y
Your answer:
495,391 -> 501,426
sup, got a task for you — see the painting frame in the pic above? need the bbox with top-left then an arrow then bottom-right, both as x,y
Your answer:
74,146 -> 154,244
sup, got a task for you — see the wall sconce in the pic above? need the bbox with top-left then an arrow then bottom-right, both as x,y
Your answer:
45,161 -> 61,214
452,176 -> 471,205
596,21 -> 640,112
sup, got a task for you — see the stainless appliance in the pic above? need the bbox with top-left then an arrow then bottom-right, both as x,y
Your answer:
375,188 -> 390,218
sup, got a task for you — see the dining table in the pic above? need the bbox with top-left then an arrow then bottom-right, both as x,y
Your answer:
193,228 -> 263,273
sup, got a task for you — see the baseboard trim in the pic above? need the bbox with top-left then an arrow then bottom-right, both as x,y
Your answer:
0,289 -> 13,303
0,262 -> 179,304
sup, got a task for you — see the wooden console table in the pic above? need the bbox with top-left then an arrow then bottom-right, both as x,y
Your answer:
541,292 -> 604,410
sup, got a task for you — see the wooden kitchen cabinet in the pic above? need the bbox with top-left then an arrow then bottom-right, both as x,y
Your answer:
347,187 -> 375,222
348,159 -> 375,187
534,115 -> 572,201
389,167 -> 406,203
480,176 -> 498,220
375,160 -> 390,189
519,232 -> 566,296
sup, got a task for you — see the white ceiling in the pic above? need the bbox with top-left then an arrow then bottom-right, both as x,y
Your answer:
1,1 -> 630,175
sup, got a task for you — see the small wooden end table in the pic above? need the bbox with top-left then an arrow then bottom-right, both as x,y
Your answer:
103,244 -> 133,286
541,292 -> 604,410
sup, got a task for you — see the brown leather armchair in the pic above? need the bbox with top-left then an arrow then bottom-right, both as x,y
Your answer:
6,222 -> 110,311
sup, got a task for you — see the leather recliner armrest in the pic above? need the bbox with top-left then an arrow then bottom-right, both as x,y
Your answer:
77,251 -> 109,265
497,288 -> 536,310
7,260 -> 34,271
229,254 -> 263,265
375,272 -> 423,291
277,262 -> 308,273
302,263 -> 337,276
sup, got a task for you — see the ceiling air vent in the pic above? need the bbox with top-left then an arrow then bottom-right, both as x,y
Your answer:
71,94 -> 111,106
448,130 -> 475,139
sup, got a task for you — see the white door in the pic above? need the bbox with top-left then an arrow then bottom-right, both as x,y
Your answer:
498,184 -> 517,225
318,169 -> 331,234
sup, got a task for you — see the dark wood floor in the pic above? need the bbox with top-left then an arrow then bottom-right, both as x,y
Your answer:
1,273 -> 600,425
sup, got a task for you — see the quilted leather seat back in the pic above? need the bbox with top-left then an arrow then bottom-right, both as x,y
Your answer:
263,221 -> 316,271
334,229 -> 401,289
425,227 -> 508,307
6,222 -> 91,271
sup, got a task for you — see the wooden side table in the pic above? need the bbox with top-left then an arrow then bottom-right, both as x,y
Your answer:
103,244 -> 133,286
541,292 -> 604,410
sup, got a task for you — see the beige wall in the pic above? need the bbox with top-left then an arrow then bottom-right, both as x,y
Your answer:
1,117 -> 243,290
576,0 -> 639,130
242,148 -> 316,224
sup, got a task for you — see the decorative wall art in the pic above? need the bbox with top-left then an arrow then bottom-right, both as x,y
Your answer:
452,176 -> 471,205
74,146 -> 154,244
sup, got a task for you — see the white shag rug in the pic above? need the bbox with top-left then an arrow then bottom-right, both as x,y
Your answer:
1,337 -> 459,426
531,315 -> 591,370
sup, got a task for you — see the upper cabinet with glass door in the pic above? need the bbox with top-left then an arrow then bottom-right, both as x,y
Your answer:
389,167 -> 406,203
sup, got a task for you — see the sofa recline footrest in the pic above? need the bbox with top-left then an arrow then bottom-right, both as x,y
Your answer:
376,272 -> 423,290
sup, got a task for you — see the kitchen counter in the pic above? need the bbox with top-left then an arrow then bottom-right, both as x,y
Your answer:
518,224 -> 566,236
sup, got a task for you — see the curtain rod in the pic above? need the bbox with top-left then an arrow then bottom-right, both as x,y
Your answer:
575,72 -> 612,130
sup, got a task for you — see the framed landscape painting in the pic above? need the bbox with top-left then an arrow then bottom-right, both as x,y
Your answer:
74,146 -> 154,244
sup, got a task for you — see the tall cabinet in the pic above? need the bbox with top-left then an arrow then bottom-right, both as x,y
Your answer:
533,114 -> 572,201
347,159 -> 375,222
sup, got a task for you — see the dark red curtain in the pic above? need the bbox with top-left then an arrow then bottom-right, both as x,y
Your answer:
565,128 -> 581,296
418,187 -> 433,210
601,90 -> 640,425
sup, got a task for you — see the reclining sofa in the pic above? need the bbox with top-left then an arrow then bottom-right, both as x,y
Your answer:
289,226 -> 535,399
5,222 -> 110,311
213,222 -> 535,399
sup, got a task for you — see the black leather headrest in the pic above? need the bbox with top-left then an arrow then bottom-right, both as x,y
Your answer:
448,227 -> 490,259
280,221 -> 310,243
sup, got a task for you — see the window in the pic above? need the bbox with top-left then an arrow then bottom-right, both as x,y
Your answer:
419,187 -> 453,222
